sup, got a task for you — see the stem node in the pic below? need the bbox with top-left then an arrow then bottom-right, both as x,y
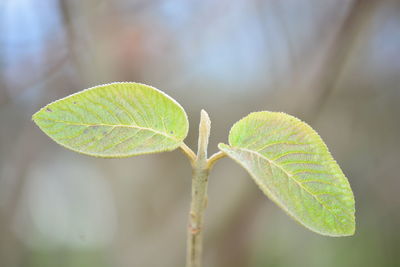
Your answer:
186,110 -> 212,267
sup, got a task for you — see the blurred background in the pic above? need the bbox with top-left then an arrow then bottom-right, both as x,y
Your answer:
1,0 -> 399,266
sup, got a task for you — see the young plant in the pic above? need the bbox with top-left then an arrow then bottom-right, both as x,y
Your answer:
32,82 -> 355,267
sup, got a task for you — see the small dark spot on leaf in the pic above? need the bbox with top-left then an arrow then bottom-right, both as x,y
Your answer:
73,101 -> 77,104
170,131 -> 174,134
103,131 -> 107,135
46,108 -> 52,112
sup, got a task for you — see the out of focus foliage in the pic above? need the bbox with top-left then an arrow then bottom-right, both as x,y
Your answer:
1,0 -> 399,267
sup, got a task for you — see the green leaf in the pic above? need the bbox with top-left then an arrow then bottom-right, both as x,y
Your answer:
33,82 -> 188,158
218,111 -> 355,236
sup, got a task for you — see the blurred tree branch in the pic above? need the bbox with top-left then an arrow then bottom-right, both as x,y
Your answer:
0,122 -> 40,266
307,0 -> 380,121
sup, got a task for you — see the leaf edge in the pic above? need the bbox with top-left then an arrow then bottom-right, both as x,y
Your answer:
219,143 -> 355,237
32,82 -> 189,158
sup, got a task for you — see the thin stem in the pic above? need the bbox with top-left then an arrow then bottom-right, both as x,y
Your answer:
180,142 -> 196,164
186,164 -> 209,267
207,151 -> 227,169
186,110 -> 211,267
185,110 -> 227,267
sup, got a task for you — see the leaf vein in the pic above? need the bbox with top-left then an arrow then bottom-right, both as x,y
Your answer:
36,117 -> 177,141
235,147 -> 346,226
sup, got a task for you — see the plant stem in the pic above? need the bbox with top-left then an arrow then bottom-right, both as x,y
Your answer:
207,151 -> 226,169
181,110 -> 227,267
180,142 -> 196,164
187,162 -> 209,267
186,110 -> 211,267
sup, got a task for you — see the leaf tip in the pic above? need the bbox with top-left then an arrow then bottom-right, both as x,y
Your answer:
31,109 -> 41,124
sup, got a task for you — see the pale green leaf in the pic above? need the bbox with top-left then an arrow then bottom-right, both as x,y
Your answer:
218,111 -> 355,236
33,82 -> 188,157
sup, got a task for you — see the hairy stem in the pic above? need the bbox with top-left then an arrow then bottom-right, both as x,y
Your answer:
182,110 -> 227,267
187,164 -> 209,267
186,110 -> 211,267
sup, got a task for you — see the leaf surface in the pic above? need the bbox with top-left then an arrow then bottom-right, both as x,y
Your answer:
219,111 -> 355,236
33,82 -> 188,157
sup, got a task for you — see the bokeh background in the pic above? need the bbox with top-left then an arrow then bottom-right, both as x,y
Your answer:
1,0 -> 399,266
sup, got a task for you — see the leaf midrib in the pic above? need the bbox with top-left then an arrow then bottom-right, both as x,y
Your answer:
233,146 -> 349,227
34,117 -> 179,142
